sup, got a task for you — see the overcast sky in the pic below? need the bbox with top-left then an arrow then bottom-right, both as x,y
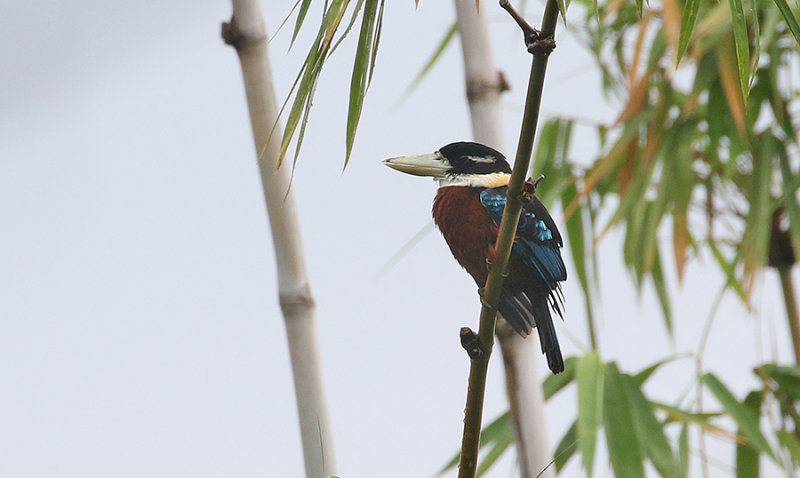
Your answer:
1,1 -> 794,477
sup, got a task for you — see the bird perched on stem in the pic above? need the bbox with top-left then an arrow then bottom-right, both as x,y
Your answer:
384,141 -> 567,374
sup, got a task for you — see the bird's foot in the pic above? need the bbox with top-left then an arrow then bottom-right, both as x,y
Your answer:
516,174 -> 545,203
460,327 -> 484,359
478,287 -> 496,309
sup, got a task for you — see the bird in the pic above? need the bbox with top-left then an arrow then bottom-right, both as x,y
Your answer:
383,141 -> 567,374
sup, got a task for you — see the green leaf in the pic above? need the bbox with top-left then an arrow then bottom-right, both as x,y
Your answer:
438,412 -> 512,475
728,0 -> 751,102
735,392 -> 762,478
577,352 -> 604,475
291,0 -> 314,47
476,412 -> 514,477
702,374 -> 775,459
679,424 -> 689,478
776,430 -> 800,465
755,364 -> 800,398
556,0 -> 571,24
396,23 -> 458,104
604,362 -> 646,478
554,420 -> 579,471
651,247 -> 673,334
345,0 -> 383,168
278,0 -> 348,166
633,356 -> 680,385
543,356 -> 577,399
623,374 -> 679,478
677,0 -> 701,63
653,402 -> 722,425
772,0 -> 800,47
739,135 -> 776,283
562,180 -> 599,348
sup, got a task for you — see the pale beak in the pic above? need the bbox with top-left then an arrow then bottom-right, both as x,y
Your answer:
382,152 -> 450,178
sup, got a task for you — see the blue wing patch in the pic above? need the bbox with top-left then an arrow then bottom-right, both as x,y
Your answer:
479,188 -> 567,285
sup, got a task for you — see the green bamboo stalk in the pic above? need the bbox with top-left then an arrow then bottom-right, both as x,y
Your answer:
457,1 -> 560,476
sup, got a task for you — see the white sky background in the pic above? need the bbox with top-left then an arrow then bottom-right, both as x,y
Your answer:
1,0 -> 796,477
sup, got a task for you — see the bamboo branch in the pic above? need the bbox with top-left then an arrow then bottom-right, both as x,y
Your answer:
452,1 -> 554,475
457,1 -> 560,477
222,2 -> 336,477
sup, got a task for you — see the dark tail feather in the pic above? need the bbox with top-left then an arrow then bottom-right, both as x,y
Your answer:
531,300 -> 564,374
498,290 -> 534,336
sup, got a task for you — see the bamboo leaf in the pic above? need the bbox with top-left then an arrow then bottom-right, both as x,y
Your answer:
728,0 -> 751,102
772,0 -> 800,47
476,413 -> 514,477
740,135 -> 775,289
604,362 -> 646,478
654,402 -> 722,425
735,392 -> 762,478
562,181 -> 598,347
397,23 -> 458,104
577,352 -> 604,475
345,0 -> 382,168
716,36 -> 748,136
651,247 -> 673,334
756,364 -> 800,397
776,430 -> 800,465
679,424 -> 689,478
554,420 -> 579,471
279,0 -> 348,166
438,412 -> 512,475
556,0 -> 571,24
633,356 -> 680,385
623,374 -> 679,478
702,373 -> 775,459
291,0 -> 314,47
544,356 -> 577,399
677,0 -> 701,63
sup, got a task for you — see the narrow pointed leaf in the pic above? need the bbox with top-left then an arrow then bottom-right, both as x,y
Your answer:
677,0 -> 701,63
776,430 -> 800,465
702,374 -> 774,459
679,424 -> 689,478
397,23 -> 458,104
651,247 -> 673,333
544,356 -> 577,399
438,412 -> 511,474
291,0 -> 314,46
623,374 -> 679,478
773,0 -> 800,47
345,0 -> 381,168
554,420 -> 579,471
604,362 -> 646,478
728,0 -> 751,101
735,392 -> 762,478
633,356 -> 680,385
577,352 -> 603,475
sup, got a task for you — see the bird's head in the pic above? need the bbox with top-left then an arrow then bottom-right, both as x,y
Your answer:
383,142 -> 512,188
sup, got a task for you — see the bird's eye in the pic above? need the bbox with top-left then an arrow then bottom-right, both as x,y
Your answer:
466,155 -> 496,164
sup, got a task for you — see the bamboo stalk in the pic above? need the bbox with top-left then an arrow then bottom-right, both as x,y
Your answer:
457,1 -> 560,477
222,2 -> 336,477
778,267 -> 800,365
452,1 -> 554,476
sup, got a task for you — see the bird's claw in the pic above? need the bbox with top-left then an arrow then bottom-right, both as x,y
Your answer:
478,287 -> 496,310
514,174 -> 545,203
